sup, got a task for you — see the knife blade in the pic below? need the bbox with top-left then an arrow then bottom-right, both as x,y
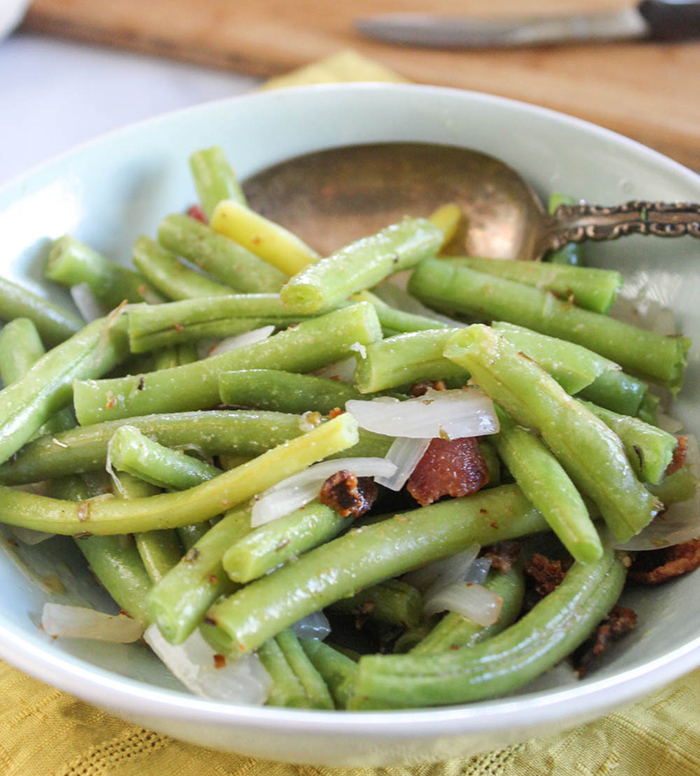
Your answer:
356,1 -> 700,48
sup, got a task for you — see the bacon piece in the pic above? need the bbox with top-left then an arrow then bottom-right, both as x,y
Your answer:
407,437 -> 489,507
483,541 -> 522,573
187,204 -> 207,223
572,605 -> 637,678
665,435 -> 688,477
319,470 -> 378,519
524,554 -> 573,598
628,539 -> 700,585
408,380 -> 447,398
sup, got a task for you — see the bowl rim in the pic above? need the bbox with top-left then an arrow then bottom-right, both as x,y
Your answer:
1,81 -> 699,737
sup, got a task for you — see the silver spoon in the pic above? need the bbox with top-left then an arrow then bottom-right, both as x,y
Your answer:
242,142 -> 700,260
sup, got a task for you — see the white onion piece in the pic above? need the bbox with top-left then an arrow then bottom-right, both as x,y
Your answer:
611,296 -> 677,335
619,434 -> 700,551
349,341 -> 367,359
290,611 -> 331,641
312,357 -> 357,384
251,457 -> 397,527
144,624 -> 271,704
375,437 -> 431,491
11,526 -> 55,545
423,583 -> 503,626
404,544 -> 480,593
346,388 -> 499,439
208,325 -> 275,357
465,557 -> 492,585
42,603 -> 143,642
374,281 -> 468,328
658,413 -> 684,434
70,283 -> 108,322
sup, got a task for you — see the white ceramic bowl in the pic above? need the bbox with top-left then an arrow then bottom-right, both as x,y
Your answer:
0,84 -> 699,767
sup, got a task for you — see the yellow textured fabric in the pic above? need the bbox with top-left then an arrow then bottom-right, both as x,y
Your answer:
3,48 -> 699,775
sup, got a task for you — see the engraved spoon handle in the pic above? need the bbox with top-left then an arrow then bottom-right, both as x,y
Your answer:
538,201 -> 700,259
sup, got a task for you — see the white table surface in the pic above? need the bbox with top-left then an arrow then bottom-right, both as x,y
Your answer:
0,32 -> 260,185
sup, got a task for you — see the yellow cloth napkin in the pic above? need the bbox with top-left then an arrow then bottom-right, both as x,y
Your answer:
3,49 -> 699,776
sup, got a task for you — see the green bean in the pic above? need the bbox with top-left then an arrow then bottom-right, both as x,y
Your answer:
347,545 -> 625,709
0,410 -> 390,486
258,637 -> 310,708
649,466 -> 697,504
219,369 -> 365,415
0,313 -> 130,467
546,193 -> 585,266
126,293 -> 309,353
445,325 -> 659,542
393,622 -> 437,654
132,236 -> 234,300
211,200 -> 319,276
410,563 -> 525,654
51,477 -> 153,624
579,400 -> 677,485
46,235 -> 163,307
299,638 -> 357,709
176,523 -> 211,551
0,275 -> 83,346
74,303 -> 382,424
578,368 -> 649,418
444,256 -> 620,313
223,501 -> 350,583
409,260 -> 691,391
493,407 -> 602,563
0,318 -> 45,386
158,215 -> 286,293
274,629 -> 334,710
354,330 -> 467,394
146,506 -> 250,643
189,146 -> 247,216
352,290 -> 450,335
281,218 -> 442,314
327,580 -> 423,629
202,484 -> 549,655
108,425 -> 222,490
638,391 -> 660,425
0,412 -> 358,536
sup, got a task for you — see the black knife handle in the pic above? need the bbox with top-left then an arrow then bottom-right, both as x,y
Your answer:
638,0 -> 700,40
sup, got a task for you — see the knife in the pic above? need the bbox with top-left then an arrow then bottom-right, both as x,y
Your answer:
356,1 -> 700,48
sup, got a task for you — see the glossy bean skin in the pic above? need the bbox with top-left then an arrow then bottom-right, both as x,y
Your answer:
189,146 -> 247,216
274,629 -> 334,710
299,638 -> 357,709
0,318 -> 46,385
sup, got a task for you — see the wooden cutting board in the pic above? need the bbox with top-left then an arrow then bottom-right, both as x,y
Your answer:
23,0 -> 700,171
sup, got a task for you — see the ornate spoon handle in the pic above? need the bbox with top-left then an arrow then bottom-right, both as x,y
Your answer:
539,201 -> 700,259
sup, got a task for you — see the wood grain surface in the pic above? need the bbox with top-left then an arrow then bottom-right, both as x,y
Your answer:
22,0 -> 700,170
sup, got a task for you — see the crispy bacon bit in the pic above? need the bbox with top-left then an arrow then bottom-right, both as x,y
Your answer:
319,470 -> 378,519
187,204 -> 207,223
666,435 -> 688,477
525,554 -> 572,598
483,542 -> 522,573
573,606 -> 637,678
628,539 -> 700,585
407,437 -> 489,507
328,407 -> 344,419
408,380 -> 447,397
213,654 -> 227,669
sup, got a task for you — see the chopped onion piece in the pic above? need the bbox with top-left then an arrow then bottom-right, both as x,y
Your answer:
208,325 -> 275,357
374,281 -> 468,327
312,356 -> 356,383
465,557 -> 492,585
611,295 -> 677,335
619,434 -> 700,551
11,526 -> 55,545
251,457 -> 396,527
346,388 -> 498,439
349,341 -> 367,359
42,603 -> 144,642
658,413 -> 684,434
404,544 -> 480,593
70,283 -> 108,322
423,582 -> 503,626
290,611 -> 331,641
144,624 -> 271,704
375,437 -> 431,491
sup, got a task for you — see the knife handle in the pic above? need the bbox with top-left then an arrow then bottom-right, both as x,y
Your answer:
638,0 -> 700,40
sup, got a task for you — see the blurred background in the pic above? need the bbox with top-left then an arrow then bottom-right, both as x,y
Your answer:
0,0 -> 698,184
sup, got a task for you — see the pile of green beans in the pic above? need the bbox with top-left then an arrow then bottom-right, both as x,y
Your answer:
0,147 -> 693,713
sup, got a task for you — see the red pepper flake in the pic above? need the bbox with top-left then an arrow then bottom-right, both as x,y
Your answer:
106,393 -> 117,410
7,538 -> 18,547
173,323 -> 184,333
251,235 -> 262,245
187,204 -> 207,223
213,654 -> 227,669
328,407 -> 344,419
208,574 -> 219,585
